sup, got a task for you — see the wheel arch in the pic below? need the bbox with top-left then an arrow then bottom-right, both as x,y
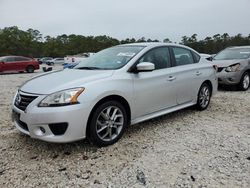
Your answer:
86,95 -> 131,137
202,80 -> 213,95
245,69 -> 250,74
26,64 -> 35,70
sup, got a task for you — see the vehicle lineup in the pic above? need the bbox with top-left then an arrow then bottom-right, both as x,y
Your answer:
212,46 -> 250,91
12,43 -> 219,146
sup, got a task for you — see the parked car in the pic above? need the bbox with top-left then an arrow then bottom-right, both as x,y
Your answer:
46,58 -> 65,65
63,58 -> 88,69
39,57 -> 53,64
64,53 -> 95,64
0,56 -> 39,73
63,62 -> 79,69
212,46 -> 250,90
12,43 -> 217,146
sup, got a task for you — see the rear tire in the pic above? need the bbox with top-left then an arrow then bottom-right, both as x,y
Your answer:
238,72 -> 250,91
87,101 -> 128,147
26,65 -> 34,73
196,83 -> 211,111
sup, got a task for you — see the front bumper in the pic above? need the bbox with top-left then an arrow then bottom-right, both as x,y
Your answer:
12,92 -> 92,143
217,69 -> 242,85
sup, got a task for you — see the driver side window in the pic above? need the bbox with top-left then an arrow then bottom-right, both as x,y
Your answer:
138,47 -> 171,70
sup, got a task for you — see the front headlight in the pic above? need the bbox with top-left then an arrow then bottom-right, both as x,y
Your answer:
225,63 -> 240,72
39,88 -> 85,107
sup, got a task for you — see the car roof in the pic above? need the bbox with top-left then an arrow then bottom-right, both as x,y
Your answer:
119,42 -> 199,54
120,42 -> 182,47
0,56 -> 30,58
227,46 -> 250,49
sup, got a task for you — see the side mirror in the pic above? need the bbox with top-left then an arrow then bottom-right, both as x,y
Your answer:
136,62 -> 155,72
206,56 -> 213,61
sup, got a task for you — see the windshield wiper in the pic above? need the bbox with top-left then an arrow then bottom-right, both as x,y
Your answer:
76,66 -> 102,70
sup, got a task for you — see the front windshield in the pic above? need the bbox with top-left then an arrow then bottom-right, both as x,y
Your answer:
214,48 -> 250,60
74,46 -> 145,70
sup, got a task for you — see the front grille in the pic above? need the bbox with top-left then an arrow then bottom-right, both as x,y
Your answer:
14,92 -> 38,111
217,67 -> 224,72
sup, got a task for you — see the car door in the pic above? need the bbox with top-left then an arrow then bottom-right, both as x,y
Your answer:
170,47 -> 202,104
132,47 -> 177,118
13,57 -> 24,71
2,57 -> 16,72
15,57 -> 31,71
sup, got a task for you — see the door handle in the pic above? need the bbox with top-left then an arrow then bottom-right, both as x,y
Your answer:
196,71 -> 202,76
167,76 -> 176,81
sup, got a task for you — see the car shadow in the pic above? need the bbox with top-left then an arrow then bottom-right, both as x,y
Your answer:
0,72 -> 37,75
218,85 -> 238,91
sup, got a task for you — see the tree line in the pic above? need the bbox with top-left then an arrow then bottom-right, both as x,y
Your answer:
0,26 -> 250,58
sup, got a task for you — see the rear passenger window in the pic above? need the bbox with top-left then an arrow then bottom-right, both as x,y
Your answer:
138,47 -> 171,70
15,57 -> 31,61
172,47 -> 194,66
192,52 -> 200,63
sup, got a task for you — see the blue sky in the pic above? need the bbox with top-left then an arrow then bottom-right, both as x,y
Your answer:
0,0 -> 250,42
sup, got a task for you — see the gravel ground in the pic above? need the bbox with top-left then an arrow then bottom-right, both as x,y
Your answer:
0,66 -> 249,188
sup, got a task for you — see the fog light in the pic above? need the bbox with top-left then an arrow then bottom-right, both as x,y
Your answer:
33,126 -> 46,136
40,127 -> 46,134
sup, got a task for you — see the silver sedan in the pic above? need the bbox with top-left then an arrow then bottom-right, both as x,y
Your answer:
12,43 -> 217,146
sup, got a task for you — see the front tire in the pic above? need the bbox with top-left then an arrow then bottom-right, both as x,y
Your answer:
26,65 -> 34,73
88,101 -> 128,147
196,83 -> 211,111
238,72 -> 250,91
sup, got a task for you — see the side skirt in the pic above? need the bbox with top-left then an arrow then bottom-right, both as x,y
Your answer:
131,102 -> 196,125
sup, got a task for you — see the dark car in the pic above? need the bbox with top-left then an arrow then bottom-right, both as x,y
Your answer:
0,56 -> 40,73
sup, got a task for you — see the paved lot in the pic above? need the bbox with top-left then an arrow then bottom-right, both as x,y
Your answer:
0,68 -> 249,187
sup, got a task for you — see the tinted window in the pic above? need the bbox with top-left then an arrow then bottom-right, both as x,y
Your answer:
138,47 -> 171,70
5,57 -> 15,62
192,52 -> 200,63
172,47 -> 194,66
15,57 -> 31,61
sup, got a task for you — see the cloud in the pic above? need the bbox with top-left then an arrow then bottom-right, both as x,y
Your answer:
0,0 -> 249,42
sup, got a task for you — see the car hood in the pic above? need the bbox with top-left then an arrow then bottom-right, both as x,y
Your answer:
212,59 -> 243,67
20,69 -> 114,95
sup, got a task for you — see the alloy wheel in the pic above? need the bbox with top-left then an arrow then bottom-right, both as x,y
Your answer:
242,74 -> 250,90
199,85 -> 210,108
96,106 -> 124,142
